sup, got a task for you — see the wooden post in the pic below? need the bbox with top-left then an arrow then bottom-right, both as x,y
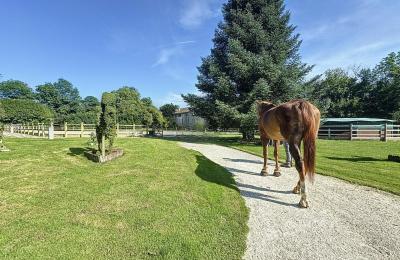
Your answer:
383,123 -> 388,142
116,123 -> 120,137
48,122 -> 54,140
133,124 -> 135,136
36,122 -> 40,136
80,122 -> 84,138
328,128 -> 331,139
101,135 -> 106,157
349,124 -> 353,141
64,122 -> 68,138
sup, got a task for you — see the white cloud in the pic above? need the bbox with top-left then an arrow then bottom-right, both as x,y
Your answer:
157,92 -> 187,107
179,0 -> 219,29
305,39 -> 400,75
152,41 -> 196,67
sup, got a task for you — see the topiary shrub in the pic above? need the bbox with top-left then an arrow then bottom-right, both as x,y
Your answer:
96,92 -> 117,156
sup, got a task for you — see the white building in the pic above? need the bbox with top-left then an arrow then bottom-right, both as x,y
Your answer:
174,108 -> 206,129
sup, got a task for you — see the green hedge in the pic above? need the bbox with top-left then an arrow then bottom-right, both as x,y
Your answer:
0,99 -> 54,123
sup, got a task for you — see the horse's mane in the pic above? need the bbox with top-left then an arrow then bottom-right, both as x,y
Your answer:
256,101 -> 275,116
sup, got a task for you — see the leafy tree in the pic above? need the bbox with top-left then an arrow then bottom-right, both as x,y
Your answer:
0,101 -> 4,121
113,87 -> 144,124
77,96 -> 100,123
0,80 -> 34,99
0,99 -> 53,123
96,92 -> 117,154
160,103 -> 179,127
183,0 -> 310,139
36,79 -> 82,123
307,69 -> 359,117
141,97 -> 166,131
373,51 -> 400,119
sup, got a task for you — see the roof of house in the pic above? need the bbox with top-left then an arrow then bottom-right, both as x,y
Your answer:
174,108 -> 191,114
322,118 -> 396,123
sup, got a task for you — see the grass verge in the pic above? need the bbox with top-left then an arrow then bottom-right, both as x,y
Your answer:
0,138 -> 248,259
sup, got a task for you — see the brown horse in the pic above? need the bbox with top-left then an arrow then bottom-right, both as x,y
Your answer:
257,99 -> 320,208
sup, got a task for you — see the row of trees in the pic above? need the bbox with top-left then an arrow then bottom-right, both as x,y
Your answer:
183,0 -> 400,139
303,52 -> 400,120
0,78 -> 166,128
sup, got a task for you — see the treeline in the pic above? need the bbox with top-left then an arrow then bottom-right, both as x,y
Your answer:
303,51 -> 400,120
0,78 -> 166,128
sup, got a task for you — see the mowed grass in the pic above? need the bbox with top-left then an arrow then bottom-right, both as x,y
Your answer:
0,138 -> 248,259
171,135 -> 400,195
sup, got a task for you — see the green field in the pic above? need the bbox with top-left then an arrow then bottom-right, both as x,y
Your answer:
0,138 -> 248,259
171,135 -> 400,195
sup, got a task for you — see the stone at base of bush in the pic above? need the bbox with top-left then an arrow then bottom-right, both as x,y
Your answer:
0,147 -> 10,152
85,148 -> 124,163
388,155 -> 400,163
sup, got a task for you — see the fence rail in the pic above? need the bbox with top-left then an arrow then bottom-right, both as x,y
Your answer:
6,122 -> 400,141
318,124 -> 400,141
9,122 -> 150,139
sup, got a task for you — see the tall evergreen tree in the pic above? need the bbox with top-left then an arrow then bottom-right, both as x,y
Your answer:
183,0 -> 310,139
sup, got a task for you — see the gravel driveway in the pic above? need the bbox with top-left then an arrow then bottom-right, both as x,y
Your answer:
179,142 -> 400,260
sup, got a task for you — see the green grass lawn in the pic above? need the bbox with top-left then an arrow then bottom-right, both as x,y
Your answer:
0,138 -> 248,259
170,135 -> 400,195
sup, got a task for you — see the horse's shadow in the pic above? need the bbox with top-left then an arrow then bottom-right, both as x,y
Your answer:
223,158 -> 261,164
194,155 -> 297,208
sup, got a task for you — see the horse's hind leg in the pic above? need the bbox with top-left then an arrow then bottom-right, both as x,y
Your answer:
260,138 -> 268,176
289,141 -> 309,208
273,141 -> 281,177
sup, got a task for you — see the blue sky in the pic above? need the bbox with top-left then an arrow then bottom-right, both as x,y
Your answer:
1,0 -> 399,107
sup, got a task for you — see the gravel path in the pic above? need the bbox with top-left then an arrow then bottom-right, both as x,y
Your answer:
179,142 -> 400,260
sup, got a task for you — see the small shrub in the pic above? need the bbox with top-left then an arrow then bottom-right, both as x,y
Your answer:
194,121 -> 206,131
86,132 -> 97,147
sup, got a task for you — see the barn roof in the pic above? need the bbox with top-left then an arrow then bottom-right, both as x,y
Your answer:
322,118 -> 396,123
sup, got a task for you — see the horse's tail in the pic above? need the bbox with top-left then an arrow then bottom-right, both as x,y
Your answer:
302,102 -> 320,182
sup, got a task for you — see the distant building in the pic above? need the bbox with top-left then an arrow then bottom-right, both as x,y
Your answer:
174,108 -> 206,129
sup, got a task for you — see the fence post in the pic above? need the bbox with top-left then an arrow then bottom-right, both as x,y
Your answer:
383,123 -> 388,142
41,123 -> 44,137
10,125 -> 14,134
48,122 -> 54,140
116,123 -> 120,137
350,124 -> 353,141
328,128 -> 331,139
80,122 -> 84,138
64,122 -> 68,138
133,124 -> 135,136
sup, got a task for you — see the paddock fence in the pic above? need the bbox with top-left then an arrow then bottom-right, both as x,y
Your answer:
318,123 -> 400,141
8,122 -> 149,139
5,122 -> 400,141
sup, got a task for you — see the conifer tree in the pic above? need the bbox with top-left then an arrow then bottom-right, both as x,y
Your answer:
183,0 -> 310,139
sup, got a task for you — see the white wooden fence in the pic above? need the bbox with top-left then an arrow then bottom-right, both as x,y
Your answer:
318,124 -> 400,141
9,122 -> 149,139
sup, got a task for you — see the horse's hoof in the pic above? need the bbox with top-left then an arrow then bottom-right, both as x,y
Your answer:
260,170 -> 267,176
298,199 -> 309,208
273,170 -> 281,177
292,186 -> 300,194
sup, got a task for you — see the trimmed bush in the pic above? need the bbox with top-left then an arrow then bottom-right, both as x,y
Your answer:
96,92 -> 117,154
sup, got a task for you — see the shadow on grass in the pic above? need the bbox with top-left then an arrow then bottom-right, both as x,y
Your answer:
68,147 -> 90,156
325,156 -> 388,162
195,155 -> 238,191
194,155 -> 297,208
